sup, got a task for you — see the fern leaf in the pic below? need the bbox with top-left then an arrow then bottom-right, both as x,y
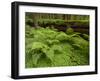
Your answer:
32,53 -> 42,65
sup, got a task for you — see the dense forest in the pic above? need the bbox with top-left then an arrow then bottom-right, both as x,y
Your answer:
25,12 -> 89,68
26,13 -> 89,34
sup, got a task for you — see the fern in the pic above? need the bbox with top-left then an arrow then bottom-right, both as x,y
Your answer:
32,53 -> 42,66
55,32 -> 70,41
66,27 -> 74,35
25,26 -> 89,68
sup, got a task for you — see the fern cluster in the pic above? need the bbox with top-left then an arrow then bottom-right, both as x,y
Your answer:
25,26 -> 89,68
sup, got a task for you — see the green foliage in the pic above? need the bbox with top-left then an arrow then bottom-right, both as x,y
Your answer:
37,19 -> 89,28
25,16 -> 33,23
66,27 -> 74,35
55,32 -> 70,41
82,34 -> 89,40
65,20 -> 89,27
25,26 -> 89,68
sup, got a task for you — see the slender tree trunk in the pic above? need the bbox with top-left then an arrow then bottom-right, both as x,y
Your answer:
33,14 -> 38,28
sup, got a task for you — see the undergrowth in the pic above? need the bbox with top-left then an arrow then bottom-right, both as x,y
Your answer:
25,26 -> 89,68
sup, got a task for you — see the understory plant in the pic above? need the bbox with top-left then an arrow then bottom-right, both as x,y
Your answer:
25,26 -> 89,68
